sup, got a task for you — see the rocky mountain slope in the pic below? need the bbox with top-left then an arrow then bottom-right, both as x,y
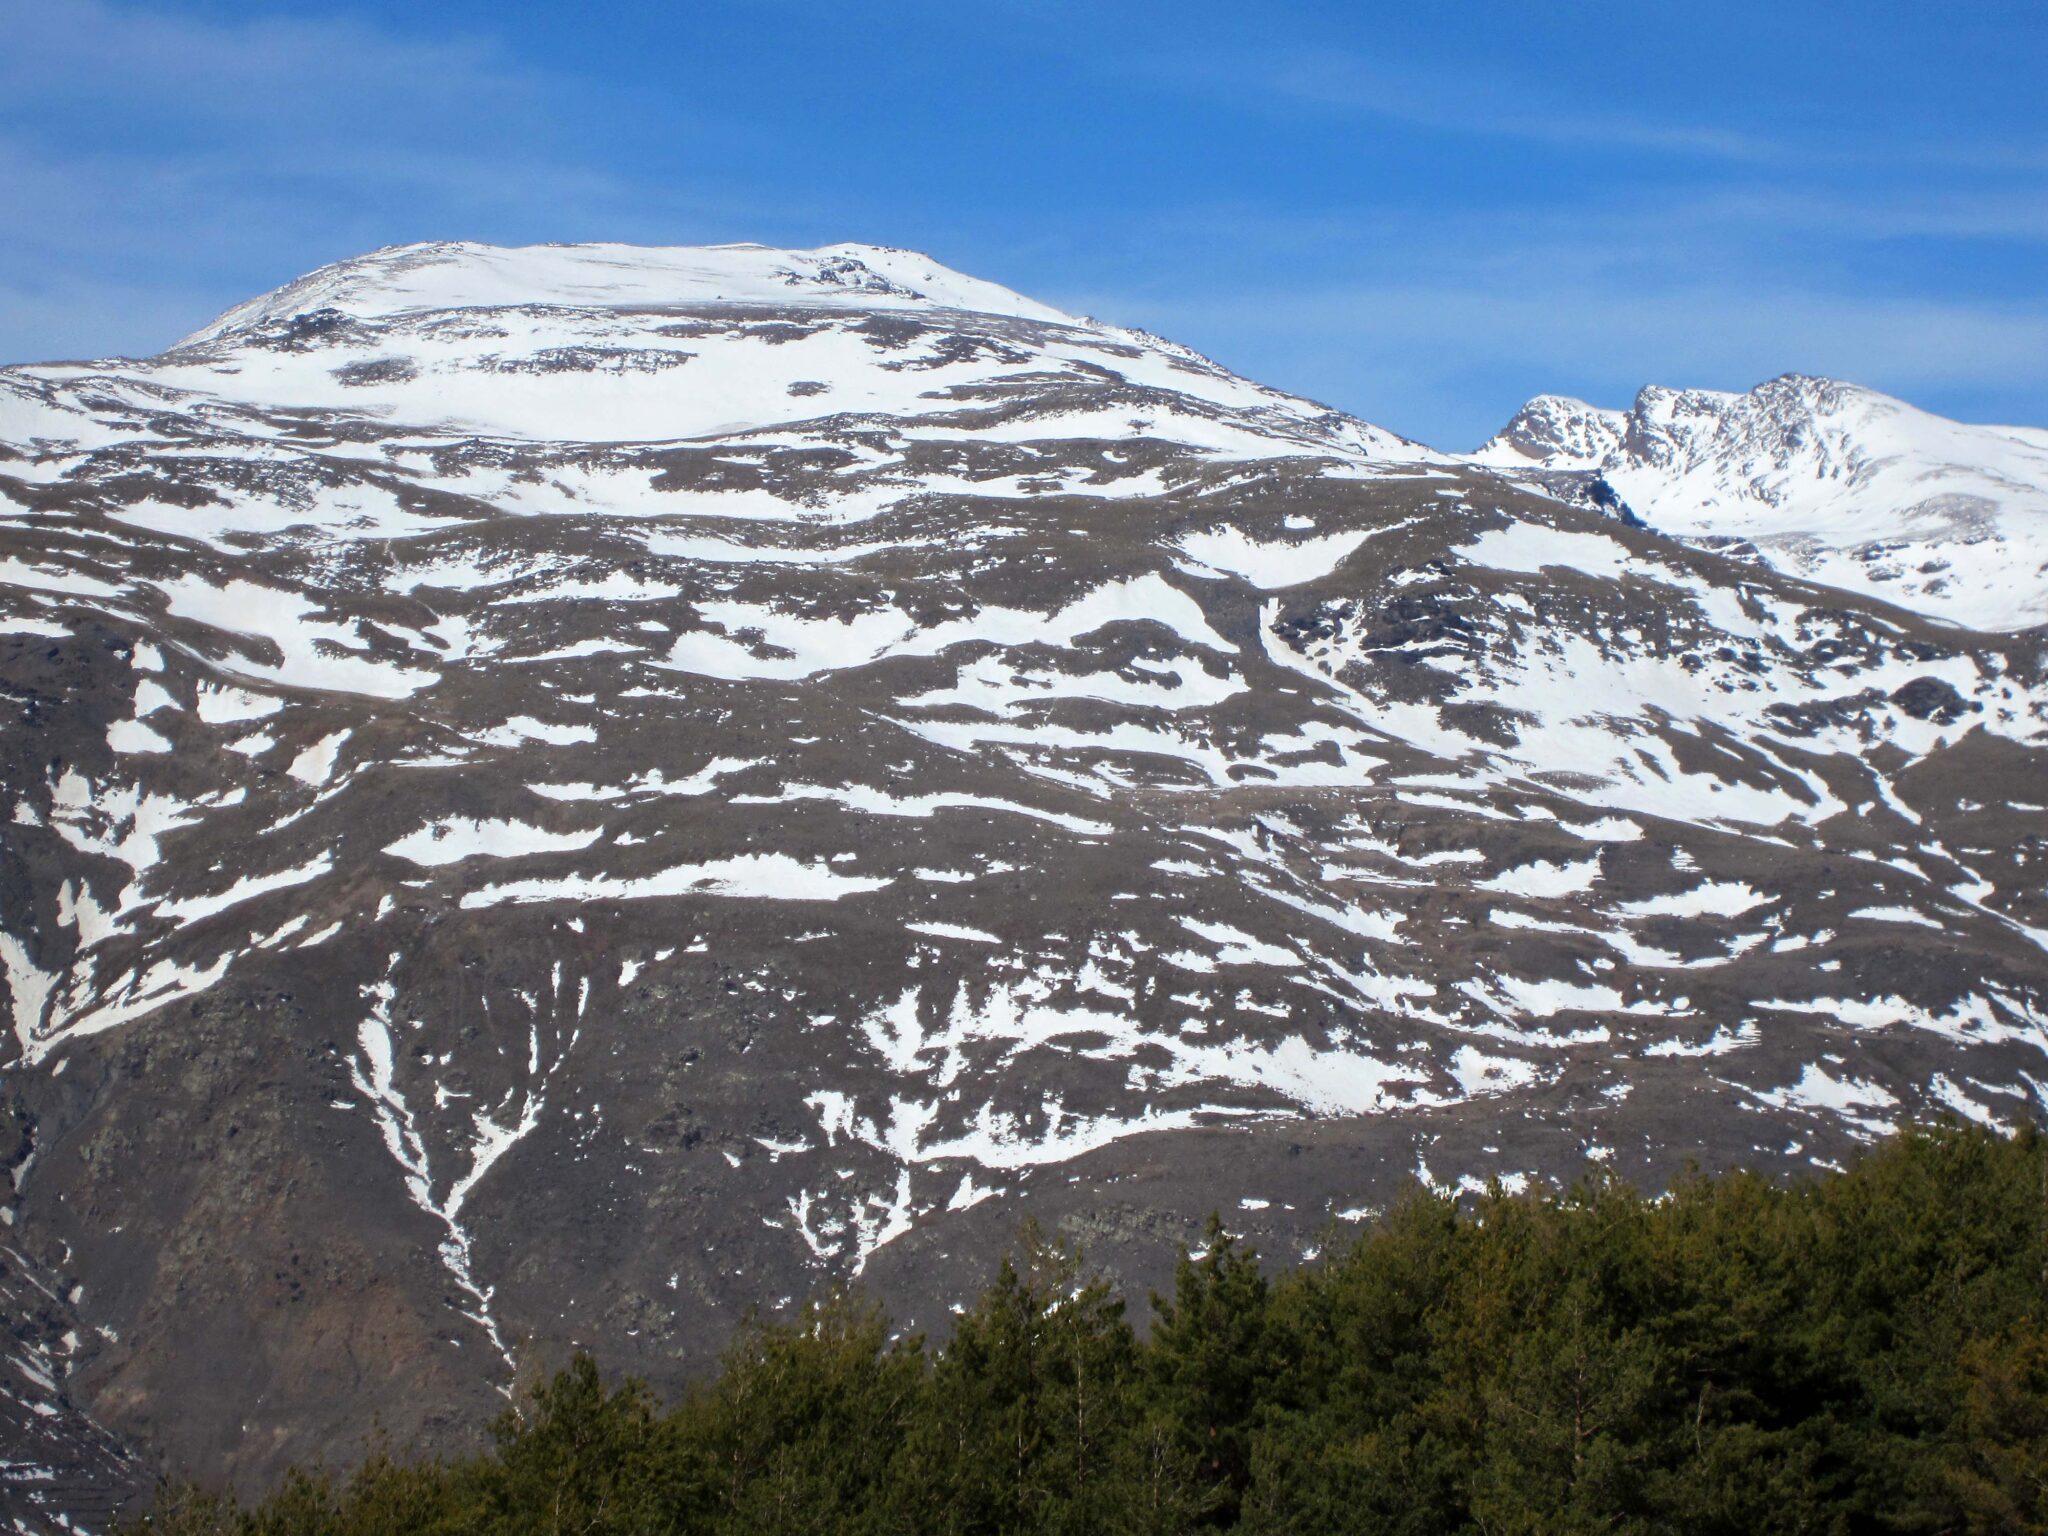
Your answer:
1,241 -> 2044,1528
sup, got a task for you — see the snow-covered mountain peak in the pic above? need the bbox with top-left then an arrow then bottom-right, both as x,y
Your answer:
1623,374 -> 1912,479
1478,375 -> 1893,474
177,240 -> 1084,348
32,240 -> 1393,453
1478,373 -> 2048,629
35,240 -> 1424,457
1474,394 -> 1627,469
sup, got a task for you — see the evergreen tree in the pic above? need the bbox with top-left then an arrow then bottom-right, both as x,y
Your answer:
893,1220 -> 1190,1534
680,1289 -> 920,1536
482,1354 -> 673,1535
1148,1215 -> 1274,1525
1243,1188 -> 1467,1536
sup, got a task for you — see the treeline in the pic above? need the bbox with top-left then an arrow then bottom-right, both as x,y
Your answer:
131,1124 -> 2048,1534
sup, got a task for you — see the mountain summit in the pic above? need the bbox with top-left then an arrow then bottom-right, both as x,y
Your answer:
178,241 -> 1087,345
1,243 -> 2044,1529
119,239 -> 1426,456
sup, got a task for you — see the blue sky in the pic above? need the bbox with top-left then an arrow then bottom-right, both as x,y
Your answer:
2,0 -> 2043,447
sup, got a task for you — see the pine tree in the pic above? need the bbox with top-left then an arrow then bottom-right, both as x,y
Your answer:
482,1353 -> 674,1535
1148,1215 -> 1273,1525
683,1289 -> 921,1536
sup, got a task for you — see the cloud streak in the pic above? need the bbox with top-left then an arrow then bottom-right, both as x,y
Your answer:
0,0 -> 537,129
0,0 -> 806,360
1236,50 -> 1780,161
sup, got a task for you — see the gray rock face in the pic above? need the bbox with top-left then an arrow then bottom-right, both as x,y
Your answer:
1,242 -> 2045,1523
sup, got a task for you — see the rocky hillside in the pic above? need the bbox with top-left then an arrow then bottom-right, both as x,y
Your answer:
1,241 -> 2044,1528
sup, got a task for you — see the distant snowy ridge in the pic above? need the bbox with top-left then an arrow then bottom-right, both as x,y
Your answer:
1476,375 -> 2048,629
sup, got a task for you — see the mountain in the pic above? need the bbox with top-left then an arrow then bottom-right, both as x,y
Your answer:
1,242 -> 2044,1528
1475,375 -> 2048,629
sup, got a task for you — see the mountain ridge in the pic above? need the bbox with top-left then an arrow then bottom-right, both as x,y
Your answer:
1476,372 -> 2048,630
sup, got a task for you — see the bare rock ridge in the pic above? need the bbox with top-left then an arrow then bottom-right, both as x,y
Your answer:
1,241 -> 2044,1529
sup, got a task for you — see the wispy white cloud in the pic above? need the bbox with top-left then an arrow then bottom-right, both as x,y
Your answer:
0,0 -> 538,129
0,0 -> 800,361
1595,186 -> 2048,247
1228,49 -> 1780,161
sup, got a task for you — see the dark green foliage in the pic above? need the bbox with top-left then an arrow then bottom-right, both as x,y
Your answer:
683,1291 -> 922,1534
894,1221 -> 1200,1534
1150,1216 -> 1275,1525
124,1124 -> 2048,1535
